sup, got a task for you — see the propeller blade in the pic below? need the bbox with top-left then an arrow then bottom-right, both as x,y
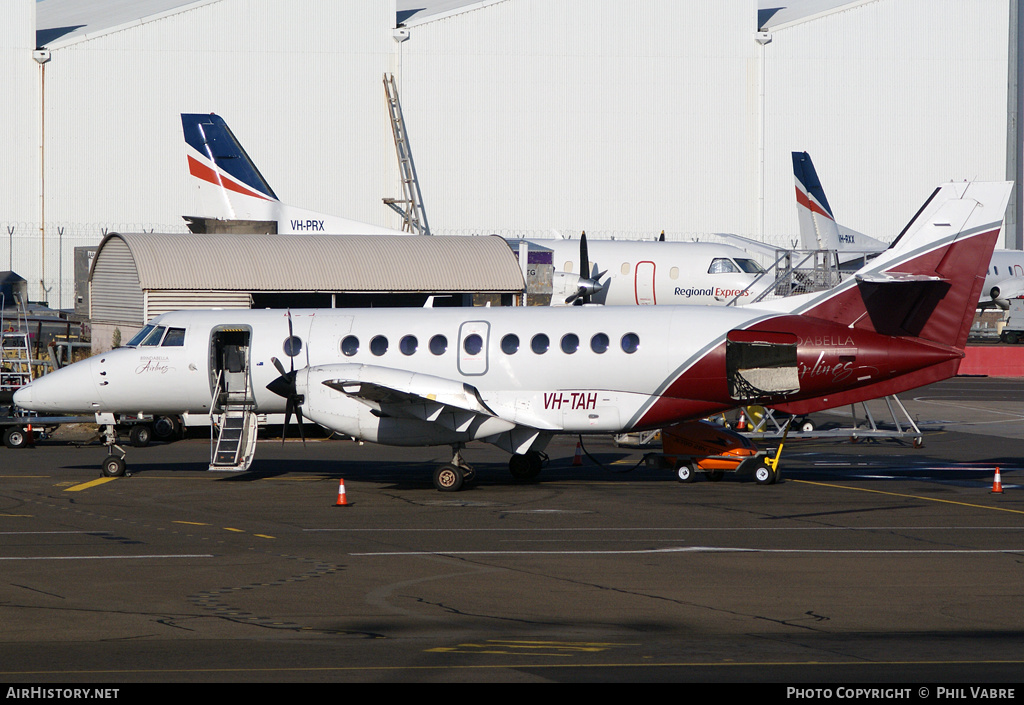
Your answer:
579,231 -> 590,280
295,404 -> 306,446
271,356 -> 287,377
281,398 -> 293,444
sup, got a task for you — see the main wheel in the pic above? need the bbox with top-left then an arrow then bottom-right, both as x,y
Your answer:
676,462 -> 697,483
129,424 -> 152,448
3,426 -> 28,449
102,456 -> 127,478
509,451 -> 543,480
153,416 -> 181,441
798,417 -> 816,433
433,463 -> 465,492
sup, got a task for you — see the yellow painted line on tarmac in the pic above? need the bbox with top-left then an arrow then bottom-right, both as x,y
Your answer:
793,479 -> 1024,515
173,521 -> 209,526
223,527 -> 245,533
63,477 -> 118,492
427,640 -> 634,655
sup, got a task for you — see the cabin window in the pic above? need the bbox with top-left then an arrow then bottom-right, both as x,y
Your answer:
563,261 -> 574,273
161,328 -> 185,346
591,333 -> 609,354
669,267 -> 679,280
709,258 -> 739,274
126,325 -> 155,347
531,333 -> 550,354
341,335 -> 359,357
621,332 -> 640,354
621,262 -> 631,275
429,335 -> 447,355
370,336 -> 388,356
501,334 -> 520,354
283,336 -> 302,358
463,334 -> 483,356
734,258 -> 765,274
140,326 -> 166,346
561,333 -> 579,354
400,335 -> 418,356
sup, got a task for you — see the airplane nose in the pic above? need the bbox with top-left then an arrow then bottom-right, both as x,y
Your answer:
11,358 -> 99,413
12,384 -> 32,409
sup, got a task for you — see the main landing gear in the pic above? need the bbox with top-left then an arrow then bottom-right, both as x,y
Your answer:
509,450 -> 546,481
432,447 -> 548,491
433,444 -> 476,492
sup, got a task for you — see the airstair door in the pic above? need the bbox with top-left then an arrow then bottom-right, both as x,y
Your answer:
208,326 -> 257,471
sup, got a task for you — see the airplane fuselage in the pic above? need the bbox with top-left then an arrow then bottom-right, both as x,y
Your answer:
16,304 -> 959,452
536,239 -> 769,306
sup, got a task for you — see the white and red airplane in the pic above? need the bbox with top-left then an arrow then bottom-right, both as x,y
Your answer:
181,113 -> 771,307
793,151 -> 1024,309
15,181 -> 1011,489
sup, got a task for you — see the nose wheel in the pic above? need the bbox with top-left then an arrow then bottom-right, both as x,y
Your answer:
99,424 -> 129,477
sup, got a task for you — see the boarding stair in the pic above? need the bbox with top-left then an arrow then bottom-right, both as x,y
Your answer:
209,369 -> 259,472
383,73 -> 430,235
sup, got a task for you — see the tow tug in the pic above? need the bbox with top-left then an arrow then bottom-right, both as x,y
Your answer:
645,418 -> 790,485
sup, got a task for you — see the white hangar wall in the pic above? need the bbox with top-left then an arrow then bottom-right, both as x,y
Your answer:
394,0 -> 763,240
4,0 -> 1021,307
1,0 -> 42,286
758,0 -> 1014,248
13,0 -> 402,307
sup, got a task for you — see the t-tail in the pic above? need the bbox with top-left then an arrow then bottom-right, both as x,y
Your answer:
181,113 -> 405,235
766,180 -> 1013,414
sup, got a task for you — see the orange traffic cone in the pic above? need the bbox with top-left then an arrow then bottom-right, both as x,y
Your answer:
26,424 -> 34,447
991,467 -> 1004,494
572,442 -> 583,466
335,478 -> 349,506
736,411 -> 746,431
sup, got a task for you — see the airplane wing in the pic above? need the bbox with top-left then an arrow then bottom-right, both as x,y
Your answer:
306,364 -> 558,454
712,233 -> 789,259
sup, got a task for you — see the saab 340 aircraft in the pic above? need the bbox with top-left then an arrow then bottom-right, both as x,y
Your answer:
181,113 -> 770,307
15,181 -> 1011,490
793,151 -> 1024,310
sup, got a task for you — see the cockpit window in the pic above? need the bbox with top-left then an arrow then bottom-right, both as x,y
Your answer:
734,258 -> 765,274
161,328 -> 186,346
708,258 -> 739,274
126,325 -> 155,347
139,326 -> 166,346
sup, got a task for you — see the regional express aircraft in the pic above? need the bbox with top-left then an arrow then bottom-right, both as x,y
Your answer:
181,113 -> 770,307
15,181 -> 1011,490
793,151 -> 1024,309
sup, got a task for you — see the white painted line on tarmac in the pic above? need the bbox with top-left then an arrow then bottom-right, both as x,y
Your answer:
351,547 -> 1024,556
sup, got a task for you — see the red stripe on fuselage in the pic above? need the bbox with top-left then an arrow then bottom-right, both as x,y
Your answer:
187,155 -> 273,202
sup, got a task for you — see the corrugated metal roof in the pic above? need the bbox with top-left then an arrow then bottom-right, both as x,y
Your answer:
95,233 -> 525,293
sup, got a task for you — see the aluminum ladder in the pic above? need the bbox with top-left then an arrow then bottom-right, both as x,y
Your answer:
383,73 -> 430,235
